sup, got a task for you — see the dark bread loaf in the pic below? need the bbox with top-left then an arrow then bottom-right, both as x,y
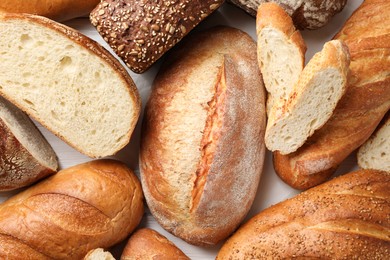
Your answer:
140,26 -> 266,246
90,0 -> 224,73
217,169 -> 390,259
274,0 -> 390,189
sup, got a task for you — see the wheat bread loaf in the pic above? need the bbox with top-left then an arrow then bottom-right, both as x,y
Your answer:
140,26 -> 266,246
0,13 -> 141,158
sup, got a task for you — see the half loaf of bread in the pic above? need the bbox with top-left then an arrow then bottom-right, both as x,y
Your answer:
0,96 -> 58,191
0,13 -> 141,158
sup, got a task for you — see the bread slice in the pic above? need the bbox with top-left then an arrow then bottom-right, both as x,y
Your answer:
357,114 -> 390,171
84,249 -> 115,260
265,40 -> 350,154
0,96 -> 58,191
0,13 -> 141,158
256,2 -> 306,115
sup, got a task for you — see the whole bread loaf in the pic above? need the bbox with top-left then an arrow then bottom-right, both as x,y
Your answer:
0,159 -> 144,259
0,13 -> 141,158
217,169 -> 390,259
140,26 -> 266,246
274,0 -> 390,189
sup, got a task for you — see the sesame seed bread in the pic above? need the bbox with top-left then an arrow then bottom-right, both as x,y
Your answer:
228,0 -> 348,30
89,0 -> 224,73
265,40 -> 350,155
0,13 -> 141,158
84,249 -> 116,260
273,0 -> 390,190
256,2 -> 306,115
358,114 -> 390,172
0,96 -> 58,191
140,26 -> 266,246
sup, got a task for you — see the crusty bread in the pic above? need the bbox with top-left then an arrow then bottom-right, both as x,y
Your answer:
121,228 -> 189,260
228,0 -> 348,29
140,26 -> 266,246
0,13 -> 141,158
84,248 -> 116,260
256,2 -> 306,115
0,159 -> 144,259
274,0 -> 390,189
0,96 -> 58,191
265,40 -> 350,154
90,0 -> 224,73
358,114 -> 390,171
217,169 -> 390,259
0,0 -> 100,21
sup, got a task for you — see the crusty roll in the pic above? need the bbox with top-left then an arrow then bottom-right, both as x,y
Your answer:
217,169 -> 390,259
90,0 -> 224,73
0,159 -> 144,259
121,228 -> 189,260
0,0 -> 100,21
274,0 -> 390,189
140,26 -> 266,246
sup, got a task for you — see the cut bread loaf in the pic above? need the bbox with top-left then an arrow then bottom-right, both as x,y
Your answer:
265,40 -> 350,154
0,96 -> 58,191
0,13 -> 141,158
358,114 -> 390,171
84,249 -> 115,260
256,2 -> 306,115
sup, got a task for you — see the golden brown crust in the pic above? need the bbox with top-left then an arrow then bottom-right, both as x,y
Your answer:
217,169 -> 390,259
0,159 -> 144,259
121,228 -> 189,260
273,0 -> 390,189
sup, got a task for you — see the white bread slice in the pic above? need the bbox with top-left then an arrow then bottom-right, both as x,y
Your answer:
256,2 -> 306,115
84,248 -> 115,260
265,40 -> 350,154
357,115 -> 390,171
0,13 -> 140,158
0,96 -> 58,191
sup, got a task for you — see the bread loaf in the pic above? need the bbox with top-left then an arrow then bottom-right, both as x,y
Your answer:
90,0 -> 224,73
217,169 -> 390,259
0,13 -> 141,158
228,0 -> 348,29
0,0 -> 100,21
0,159 -> 144,259
0,96 -> 58,191
84,248 -> 115,260
121,228 -> 189,260
274,0 -> 390,189
140,26 -> 266,246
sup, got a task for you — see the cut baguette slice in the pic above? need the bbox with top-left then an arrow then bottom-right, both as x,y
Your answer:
0,96 -> 58,191
265,40 -> 350,154
256,2 -> 307,115
357,114 -> 390,171
0,13 -> 141,158
84,248 -> 115,260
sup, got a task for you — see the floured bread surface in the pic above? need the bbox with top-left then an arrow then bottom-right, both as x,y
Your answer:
358,115 -> 390,171
265,40 -> 350,154
0,13 -> 140,158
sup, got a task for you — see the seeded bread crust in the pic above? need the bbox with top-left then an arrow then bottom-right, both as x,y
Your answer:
90,0 -> 224,74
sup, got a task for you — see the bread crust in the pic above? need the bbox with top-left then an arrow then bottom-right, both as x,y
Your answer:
140,26 -> 266,246
0,159 -> 144,259
217,169 -> 390,259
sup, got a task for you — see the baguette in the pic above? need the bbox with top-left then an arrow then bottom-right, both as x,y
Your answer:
140,26 -> 266,246
0,159 -> 144,259
90,0 -> 224,73
0,0 -> 100,21
228,0 -> 348,29
217,169 -> 390,259
274,0 -> 390,189
121,228 -> 189,260
0,13 -> 141,158
0,96 -> 58,191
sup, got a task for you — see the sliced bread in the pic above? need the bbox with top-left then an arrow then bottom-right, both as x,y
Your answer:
256,2 -> 306,115
0,13 -> 141,158
0,96 -> 58,191
357,114 -> 390,171
265,40 -> 350,154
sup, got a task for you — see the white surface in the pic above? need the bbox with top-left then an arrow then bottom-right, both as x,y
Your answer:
0,1 -> 363,259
